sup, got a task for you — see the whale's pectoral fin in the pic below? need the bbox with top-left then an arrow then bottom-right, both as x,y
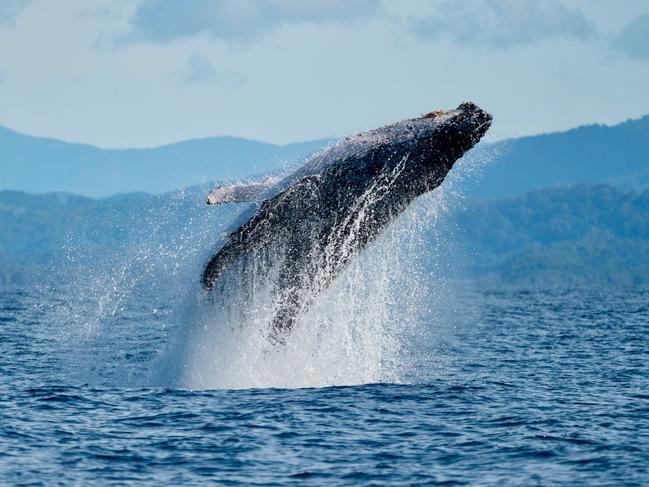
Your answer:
202,174 -> 324,290
206,177 -> 280,205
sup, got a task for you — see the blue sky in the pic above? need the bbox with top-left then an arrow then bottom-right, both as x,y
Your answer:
0,0 -> 648,147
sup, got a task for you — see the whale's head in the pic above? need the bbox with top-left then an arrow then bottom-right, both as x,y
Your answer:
367,102 -> 491,199
389,102 -> 492,191
421,102 -> 492,157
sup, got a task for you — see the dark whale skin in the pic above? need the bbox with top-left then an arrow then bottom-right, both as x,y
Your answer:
202,102 -> 492,334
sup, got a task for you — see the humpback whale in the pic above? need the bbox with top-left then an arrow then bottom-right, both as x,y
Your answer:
202,102 -> 492,338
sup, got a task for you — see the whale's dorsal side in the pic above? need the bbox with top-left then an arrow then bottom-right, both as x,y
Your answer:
206,177 -> 281,205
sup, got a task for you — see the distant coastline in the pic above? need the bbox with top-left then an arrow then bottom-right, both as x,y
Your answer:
2,183 -> 648,289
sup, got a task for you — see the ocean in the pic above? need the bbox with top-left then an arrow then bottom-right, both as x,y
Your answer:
1,285 -> 647,485
2,164 -> 648,485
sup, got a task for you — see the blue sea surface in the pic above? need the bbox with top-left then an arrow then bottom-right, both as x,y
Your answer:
1,286 -> 648,485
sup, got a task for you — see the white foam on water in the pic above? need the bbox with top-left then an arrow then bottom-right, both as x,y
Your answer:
172,232 -> 410,390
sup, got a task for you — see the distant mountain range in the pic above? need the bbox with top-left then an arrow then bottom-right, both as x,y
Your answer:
461,115 -> 649,198
453,184 -> 649,286
1,184 -> 647,288
1,115 -> 648,288
0,124 -> 331,197
1,115 -> 648,198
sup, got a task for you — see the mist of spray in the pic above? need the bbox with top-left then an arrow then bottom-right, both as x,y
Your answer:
47,143 -> 499,389
161,145 -> 500,390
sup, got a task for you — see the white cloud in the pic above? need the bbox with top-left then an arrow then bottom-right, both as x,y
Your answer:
0,0 -> 648,149
125,0 -> 380,43
409,0 -> 595,48
0,0 -> 31,26
613,13 -> 649,59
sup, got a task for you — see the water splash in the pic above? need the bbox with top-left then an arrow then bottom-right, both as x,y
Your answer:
161,147 -> 498,390
45,144 -> 497,390
45,188 -> 232,386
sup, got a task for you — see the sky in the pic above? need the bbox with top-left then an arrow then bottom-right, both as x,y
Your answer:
0,0 -> 648,148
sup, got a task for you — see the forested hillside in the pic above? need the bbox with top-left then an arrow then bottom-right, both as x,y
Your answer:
2,184 -> 647,288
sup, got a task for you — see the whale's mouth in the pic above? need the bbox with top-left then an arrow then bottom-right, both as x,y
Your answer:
474,120 -> 491,132
472,118 -> 492,140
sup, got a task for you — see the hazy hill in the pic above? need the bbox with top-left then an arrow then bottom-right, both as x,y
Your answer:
454,184 -> 649,286
2,115 -> 649,199
0,186 -> 229,287
463,115 -> 649,198
0,124 -> 330,197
